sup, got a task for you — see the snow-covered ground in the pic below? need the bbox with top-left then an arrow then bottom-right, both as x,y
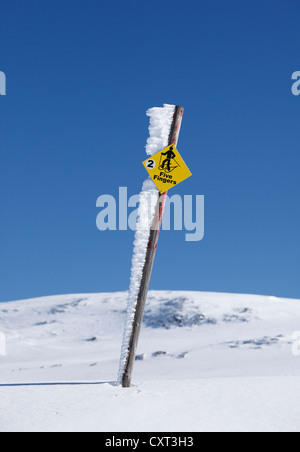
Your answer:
0,291 -> 299,432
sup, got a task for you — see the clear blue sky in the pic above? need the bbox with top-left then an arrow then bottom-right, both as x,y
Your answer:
0,0 -> 299,302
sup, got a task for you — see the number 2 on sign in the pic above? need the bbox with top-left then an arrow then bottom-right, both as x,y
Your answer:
146,159 -> 156,169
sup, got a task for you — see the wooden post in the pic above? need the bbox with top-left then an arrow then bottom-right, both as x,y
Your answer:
121,106 -> 184,388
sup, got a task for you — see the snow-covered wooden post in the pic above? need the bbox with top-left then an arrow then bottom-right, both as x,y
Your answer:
118,105 -> 184,388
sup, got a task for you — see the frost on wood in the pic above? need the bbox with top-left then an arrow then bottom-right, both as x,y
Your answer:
118,178 -> 158,383
118,104 -> 175,384
145,104 -> 175,156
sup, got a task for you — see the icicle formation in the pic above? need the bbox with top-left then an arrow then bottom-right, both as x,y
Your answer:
118,104 -> 176,384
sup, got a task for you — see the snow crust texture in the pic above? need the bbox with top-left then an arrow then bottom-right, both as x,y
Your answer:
0,291 -> 300,432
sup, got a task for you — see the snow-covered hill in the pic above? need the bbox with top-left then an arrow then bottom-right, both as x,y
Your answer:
0,291 -> 299,432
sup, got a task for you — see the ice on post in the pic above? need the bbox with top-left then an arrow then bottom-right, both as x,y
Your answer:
145,104 -> 176,156
118,104 -> 176,385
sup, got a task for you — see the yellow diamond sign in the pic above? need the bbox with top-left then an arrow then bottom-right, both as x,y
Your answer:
142,145 -> 192,192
